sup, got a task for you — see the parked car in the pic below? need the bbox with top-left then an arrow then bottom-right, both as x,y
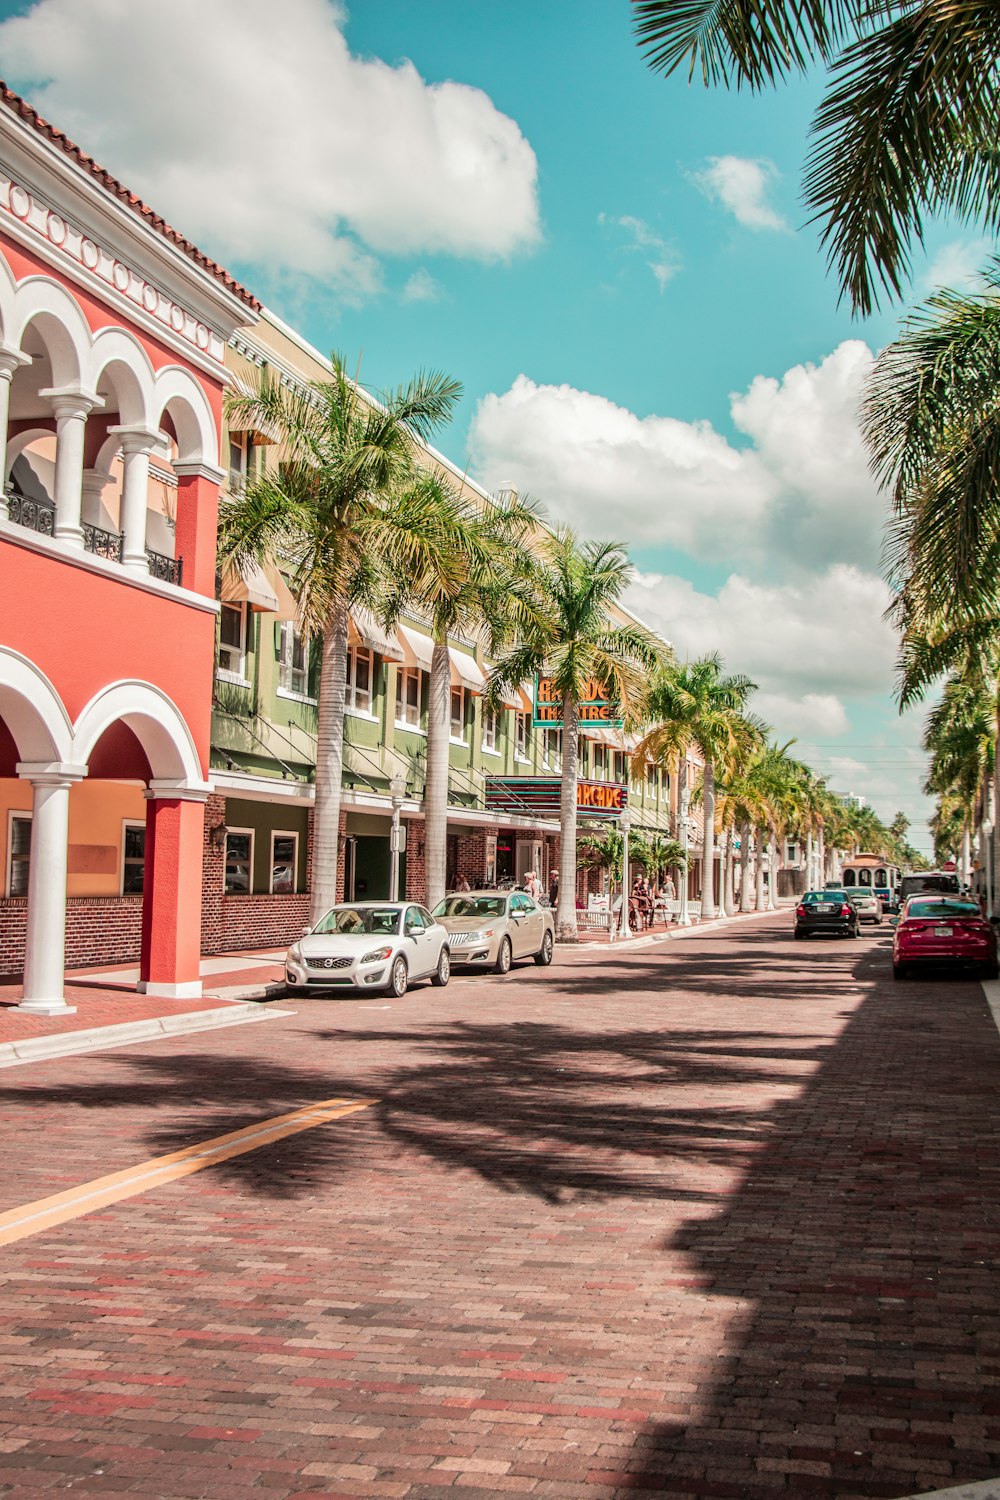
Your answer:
892,896 -> 998,981
285,902 -> 450,997
847,888 -> 882,924
432,889 -> 555,973
794,890 -> 861,939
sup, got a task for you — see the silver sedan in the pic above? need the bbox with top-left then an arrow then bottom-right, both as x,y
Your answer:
432,890 -> 555,974
285,902 -> 451,997
847,889 -> 883,924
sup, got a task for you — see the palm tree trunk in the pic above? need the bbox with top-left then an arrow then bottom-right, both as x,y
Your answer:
700,758 -> 715,920
556,693 -> 580,942
723,827 -> 735,916
817,823 -> 826,884
424,639 -> 451,911
739,818 -> 752,912
755,824 -> 766,910
311,598 -> 349,922
961,823 -> 971,887
766,822 -> 777,910
806,830 -> 814,890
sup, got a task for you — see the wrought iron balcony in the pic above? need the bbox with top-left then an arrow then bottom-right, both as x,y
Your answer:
82,521 -> 124,563
6,490 -> 55,538
147,548 -> 182,587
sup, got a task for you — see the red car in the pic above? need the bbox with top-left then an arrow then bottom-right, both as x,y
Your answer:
892,896 -> 998,981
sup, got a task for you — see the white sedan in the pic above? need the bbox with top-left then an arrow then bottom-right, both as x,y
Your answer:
285,902 -> 450,997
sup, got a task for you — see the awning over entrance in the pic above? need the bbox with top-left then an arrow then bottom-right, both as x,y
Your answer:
220,561 -> 297,619
350,607 -> 404,662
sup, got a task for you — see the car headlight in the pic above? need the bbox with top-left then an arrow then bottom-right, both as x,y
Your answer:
465,928 -> 495,943
288,944 -> 302,963
361,945 -> 393,965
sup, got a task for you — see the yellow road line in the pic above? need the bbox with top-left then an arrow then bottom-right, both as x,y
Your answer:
0,1098 -> 372,1247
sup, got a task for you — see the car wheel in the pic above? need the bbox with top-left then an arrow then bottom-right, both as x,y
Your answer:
388,955 -> 409,997
431,947 -> 450,987
495,936 -> 513,975
893,962 -> 908,981
534,930 -> 554,966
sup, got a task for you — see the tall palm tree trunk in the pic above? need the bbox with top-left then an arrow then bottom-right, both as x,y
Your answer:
961,823 -> 971,887
739,819 -> 752,912
424,639 -> 452,911
556,693 -> 580,942
806,830 -> 814,890
755,825 -> 766,910
722,827 -> 735,916
311,599 -> 350,922
766,822 -> 778,910
701,758 -> 716,919
817,823 -> 827,884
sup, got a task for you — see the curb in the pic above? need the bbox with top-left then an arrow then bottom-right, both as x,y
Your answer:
558,906 -> 784,953
902,1483 -> 999,1499
0,1001 -> 295,1069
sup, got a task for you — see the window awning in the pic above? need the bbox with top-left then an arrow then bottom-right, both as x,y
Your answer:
349,607 -> 403,662
580,724 -> 627,748
398,624 -> 435,672
449,648 -> 485,693
220,561 -> 279,613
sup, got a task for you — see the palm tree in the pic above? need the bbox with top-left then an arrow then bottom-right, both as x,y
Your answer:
923,664 -> 996,881
640,833 -> 688,891
864,269 -> 1000,621
489,531 -> 664,942
632,1 -> 1000,315
635,655 -> 763,919
220,355 -> 462,921
715,743 -> 785,912
391,475 -> 538,911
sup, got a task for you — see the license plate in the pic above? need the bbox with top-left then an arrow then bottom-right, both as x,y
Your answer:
816,904 -> 835,913
933,926 -> 953,937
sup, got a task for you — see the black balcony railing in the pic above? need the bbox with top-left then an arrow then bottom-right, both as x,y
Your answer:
82,521 -> 124,563
147,548 -> 182,587
6,490 -> 56,538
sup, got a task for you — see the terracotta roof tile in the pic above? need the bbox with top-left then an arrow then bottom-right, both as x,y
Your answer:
0,80 -> 261,312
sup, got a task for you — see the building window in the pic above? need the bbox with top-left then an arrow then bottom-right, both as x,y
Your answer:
224,829 -> 254,894
395,668 -> 422,728
515,712 -> 528,760
7,813 -> 31,897
786,842 -> 798,864
228,432 -> 254,492
613,751 -> 626,783
593,744 -> 607,777
450,686 -> 465,741
270,831 -> 298,894
218,602 -> 247,679
543,728 -> 562,771
482,707 -> 499,753
346,646 -> 372,714
278,621 -> 311,697
122,822 -> 146,894
646,760 -> 656,790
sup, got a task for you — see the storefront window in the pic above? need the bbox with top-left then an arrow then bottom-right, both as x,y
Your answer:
7,814 -> 30,897
271,832 -> 298,893
122,822 -> 145,894
225,830 -> 253,894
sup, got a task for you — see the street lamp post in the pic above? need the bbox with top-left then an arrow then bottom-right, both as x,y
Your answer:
677,782 -> 691,926
389,772 -> 406,902
618,808 -> 632,941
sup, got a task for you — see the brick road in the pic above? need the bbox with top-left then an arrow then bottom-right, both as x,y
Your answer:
0,914 -> 998,1499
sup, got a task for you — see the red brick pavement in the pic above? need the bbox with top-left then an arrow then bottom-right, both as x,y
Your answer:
0,986 -> 228,1043
0,918 -> 997,1499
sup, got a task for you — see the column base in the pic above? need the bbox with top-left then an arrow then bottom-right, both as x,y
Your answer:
17,997 -> 78,1015
53,525 -> 84,548
137,980 -> 203,1000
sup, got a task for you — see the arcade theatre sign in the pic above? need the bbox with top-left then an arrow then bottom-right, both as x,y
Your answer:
485,776 -> 627,820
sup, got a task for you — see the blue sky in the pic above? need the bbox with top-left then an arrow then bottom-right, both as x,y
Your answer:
1,0 -> 982,850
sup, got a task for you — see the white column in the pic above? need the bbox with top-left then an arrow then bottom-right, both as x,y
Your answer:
40,387 -> 100,548
110,425 -> 161,572
0,345 -> 29,520
16,762 -> 87,1015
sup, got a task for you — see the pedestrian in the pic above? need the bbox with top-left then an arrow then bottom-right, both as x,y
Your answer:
456,874 -> 471,892
548,872 -> 559,908
524,869 -> 542,901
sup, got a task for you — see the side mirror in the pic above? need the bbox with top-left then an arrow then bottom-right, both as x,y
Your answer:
301,926 -> 312,936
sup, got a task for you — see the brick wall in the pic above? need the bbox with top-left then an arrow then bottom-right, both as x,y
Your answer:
0,896 -> 143,978
220,893 -> 311,951
405,819 -> 426,903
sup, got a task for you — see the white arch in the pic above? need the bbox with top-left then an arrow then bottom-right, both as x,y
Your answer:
0,646 -> 73,763
151,365 -> 217,465
0,256 -> 17,348
88,327 -> 156,429
73,681 -> 203,783
12,275 -> 91,388
5,425 -> 55,483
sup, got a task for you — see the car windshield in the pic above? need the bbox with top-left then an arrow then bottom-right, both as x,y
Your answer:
901,875 -> 960,898
312,906 -> 402,936
433,896 -> 505,919
803,891 -> 846,904
906,900 -> 980,920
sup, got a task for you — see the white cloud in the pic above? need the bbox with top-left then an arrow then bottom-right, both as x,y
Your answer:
469,341 -> 887,570
624,564 -> 897,701
599,213 -> 680,291
401,269 -> 443,304
693,156 -> 787,231
919,238 -> 992,294
0,0 -> 540,292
